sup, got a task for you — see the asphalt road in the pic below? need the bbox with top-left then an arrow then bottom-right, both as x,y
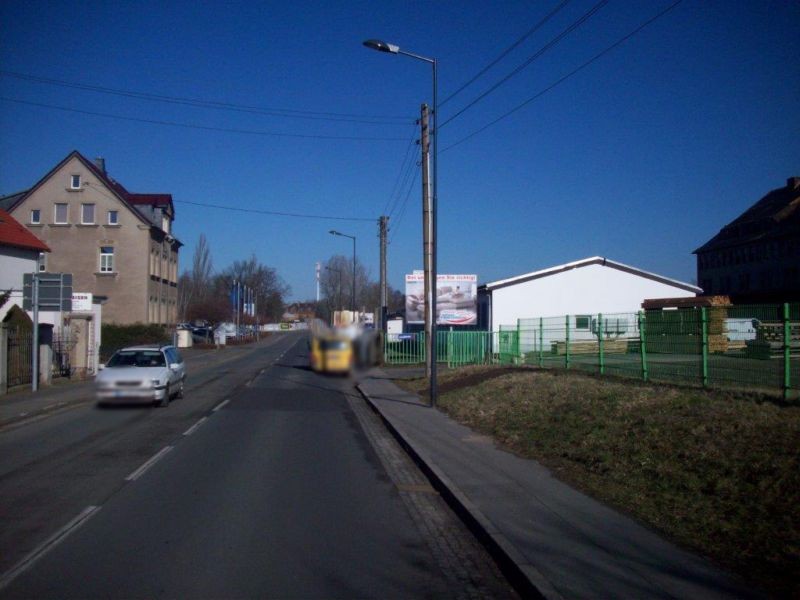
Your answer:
0,332 -> 514,599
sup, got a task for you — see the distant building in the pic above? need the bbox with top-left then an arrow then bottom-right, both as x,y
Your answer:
282,302 -> 316,322
0,209 -> 50,322
0,151 -> 182,324
694,177 -> 800,302
480,256 -> 701,332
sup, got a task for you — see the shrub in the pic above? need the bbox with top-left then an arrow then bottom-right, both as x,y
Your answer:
101,323 -> 171,361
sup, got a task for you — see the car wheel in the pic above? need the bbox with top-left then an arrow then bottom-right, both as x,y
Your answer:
177,379 -> 185,399
159,384 -> 170,407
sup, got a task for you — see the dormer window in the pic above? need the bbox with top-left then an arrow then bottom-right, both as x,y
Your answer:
70,174 -> 81,189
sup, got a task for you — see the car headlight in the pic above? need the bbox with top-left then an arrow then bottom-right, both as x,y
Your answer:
151,379 -> 162,387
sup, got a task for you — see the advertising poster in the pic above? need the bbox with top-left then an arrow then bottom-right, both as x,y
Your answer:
405,273 -> 477,325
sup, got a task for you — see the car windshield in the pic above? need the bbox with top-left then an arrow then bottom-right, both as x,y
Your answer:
321,339 -> 349,351
107,350 -> 166,368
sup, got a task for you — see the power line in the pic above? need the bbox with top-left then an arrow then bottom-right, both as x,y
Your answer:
0,97 -> 410,142
389,166 -> 420,243
84,181 -> 377,222
174,199 -> 376,222
439,0 -> 609,130
442,0 -> 684,153
440,0 -> 573,107
0,70 -> 413,125
383,125 -> 419,215
388,145 -> 420,218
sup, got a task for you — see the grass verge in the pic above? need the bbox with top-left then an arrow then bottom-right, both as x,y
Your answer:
398,366 -> 800,598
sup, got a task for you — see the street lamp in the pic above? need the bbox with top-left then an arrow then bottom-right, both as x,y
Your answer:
329,230 -> 356,315
363,38 -> 438,408
325,265 -> 343,315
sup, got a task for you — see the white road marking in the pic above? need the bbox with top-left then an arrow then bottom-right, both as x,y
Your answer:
182,417 -> 208,436
0,505 -> 100,591
125,446 -> 173,481
212,399 -> 230,412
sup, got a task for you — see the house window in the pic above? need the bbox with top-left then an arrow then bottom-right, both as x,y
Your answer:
162,214 -> 170,234
54,203 -> 68,224
100,246 -> 115,273
30,209 -> 41,224
70,174 -> 81,189
108,210 -> 118,225
81,203 -> 95,224
574,316 -> 591,330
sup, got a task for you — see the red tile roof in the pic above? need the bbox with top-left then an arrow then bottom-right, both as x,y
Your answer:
0,209 -> 50,252
127,193 -> 173,207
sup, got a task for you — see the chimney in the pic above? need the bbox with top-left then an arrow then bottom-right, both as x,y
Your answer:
94,157 -> 106,174
787,177 -> 800,190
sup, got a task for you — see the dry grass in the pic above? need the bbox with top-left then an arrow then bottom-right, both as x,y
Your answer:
399,366 -> 800,598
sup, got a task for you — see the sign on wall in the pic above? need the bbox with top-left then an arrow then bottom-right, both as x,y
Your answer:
71,292 -> 93,312
405,273 -> 477,325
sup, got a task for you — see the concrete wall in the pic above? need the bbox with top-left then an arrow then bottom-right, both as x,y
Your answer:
490,263 -> 696,331
0,246 -> 39,322
9,155 -> 179,324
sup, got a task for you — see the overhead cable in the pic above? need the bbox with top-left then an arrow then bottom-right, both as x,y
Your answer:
175,200 -> 376,222
440,0 -> 573,107
0,70 -> 412,125
439,0 -> 610,130
0,97 -> 409,142
441,0 -> 685,153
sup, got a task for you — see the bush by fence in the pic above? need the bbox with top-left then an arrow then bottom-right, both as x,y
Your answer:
100,323 -> 172,361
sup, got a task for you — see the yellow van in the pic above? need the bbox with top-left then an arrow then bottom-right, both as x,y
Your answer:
310,335 -> 353,374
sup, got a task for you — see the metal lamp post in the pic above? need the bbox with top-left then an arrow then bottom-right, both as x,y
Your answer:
329,230 -> 357,315
363,38 -> 438,408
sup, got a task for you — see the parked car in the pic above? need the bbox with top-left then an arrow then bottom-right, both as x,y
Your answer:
95,345 -> 186,407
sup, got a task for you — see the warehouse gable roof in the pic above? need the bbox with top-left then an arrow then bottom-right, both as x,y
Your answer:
483,256 -> 701,294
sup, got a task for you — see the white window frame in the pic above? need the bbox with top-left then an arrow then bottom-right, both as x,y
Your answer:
99,246 -> 115,273
574,315 -> 592,331
107,210 -> 119,225
54,203 -> 69,224
70,174 -> 81,189
30,209 -> 41,224
81,203 -> 95,225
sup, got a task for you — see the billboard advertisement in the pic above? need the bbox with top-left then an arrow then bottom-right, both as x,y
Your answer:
405,273 -> 477,325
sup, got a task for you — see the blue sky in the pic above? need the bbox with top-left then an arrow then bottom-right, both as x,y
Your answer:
1,0 -> 798,301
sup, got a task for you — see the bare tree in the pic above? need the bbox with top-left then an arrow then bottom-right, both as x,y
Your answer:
179,234 -> 215,321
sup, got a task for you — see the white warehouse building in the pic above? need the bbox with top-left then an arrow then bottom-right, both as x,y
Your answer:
481,257 -> 701,340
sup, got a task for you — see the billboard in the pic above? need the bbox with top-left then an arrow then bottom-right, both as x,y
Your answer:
405,273 -> 477,325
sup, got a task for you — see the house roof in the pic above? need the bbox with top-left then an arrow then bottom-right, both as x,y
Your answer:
0,209 -> 50,253
482,256 -> 701,293
1,151 -> 179,242
694,177 -> 800,254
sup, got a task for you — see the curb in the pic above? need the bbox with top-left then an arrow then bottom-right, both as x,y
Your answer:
357,381 -> 562,600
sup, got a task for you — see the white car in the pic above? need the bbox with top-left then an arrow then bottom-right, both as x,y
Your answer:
96,345 -> 186,407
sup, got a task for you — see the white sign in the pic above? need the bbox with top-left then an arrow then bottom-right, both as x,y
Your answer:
71,292 -> 93,312
405,274 -> 478,325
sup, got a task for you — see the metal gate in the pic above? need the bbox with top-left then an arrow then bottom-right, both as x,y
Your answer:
52,327 -> 73,379
497,326 -> 519,365
7,326 -> 32,387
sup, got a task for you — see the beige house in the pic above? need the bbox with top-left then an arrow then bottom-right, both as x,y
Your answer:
0,151 -> 182,325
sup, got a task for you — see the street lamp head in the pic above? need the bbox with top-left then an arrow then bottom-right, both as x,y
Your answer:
363,39 -> 399,54
329,230 -> 338,236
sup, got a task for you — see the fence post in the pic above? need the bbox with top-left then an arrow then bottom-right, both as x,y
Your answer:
538,317 -> 544,368
516,319 -> 521,365
701,307 -> 709,387
598,313 -> 605,375
565,315 -> 571,369
0,324 -> 7,394
784,303 -> 791,400
638,311 -> 648,382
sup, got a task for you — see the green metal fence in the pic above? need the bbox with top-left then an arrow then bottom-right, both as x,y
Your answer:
384,330 -> 492,367
514,303 -> 800,399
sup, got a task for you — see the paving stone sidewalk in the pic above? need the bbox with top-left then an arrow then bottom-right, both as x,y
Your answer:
357,368 -> 760,600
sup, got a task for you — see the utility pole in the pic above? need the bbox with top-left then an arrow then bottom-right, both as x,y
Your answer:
379,215 -> 388,332
420,104 -> 433,380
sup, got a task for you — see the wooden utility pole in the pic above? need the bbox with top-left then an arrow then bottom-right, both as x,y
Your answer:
379,215 -> 388,331
420,104 -> 433,379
